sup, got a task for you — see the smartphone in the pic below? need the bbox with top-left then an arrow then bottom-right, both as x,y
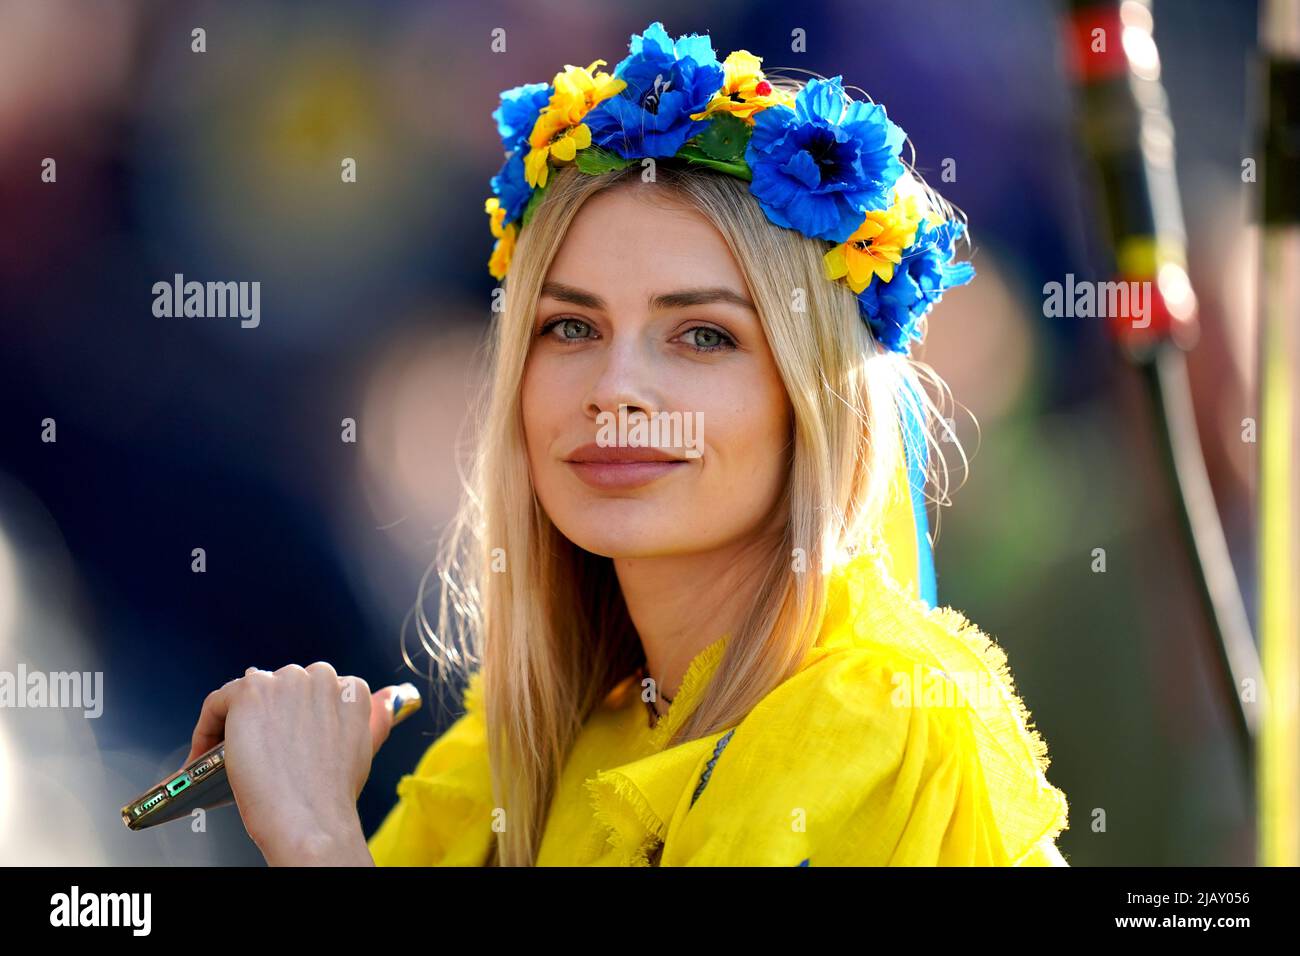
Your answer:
121,683 -> 422,831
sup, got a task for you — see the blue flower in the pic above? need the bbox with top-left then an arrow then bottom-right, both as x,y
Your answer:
745,76 -> 907,243
492,82 -> 551,154
857,218 -> 975,353
490,150 -> 532,225
583,21 -> 725,159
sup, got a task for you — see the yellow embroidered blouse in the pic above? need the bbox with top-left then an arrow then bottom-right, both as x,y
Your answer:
366,550 -> 1071,866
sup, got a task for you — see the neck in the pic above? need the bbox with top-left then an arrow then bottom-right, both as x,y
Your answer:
614,531 -> 779,703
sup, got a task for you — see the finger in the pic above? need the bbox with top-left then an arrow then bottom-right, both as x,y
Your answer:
369,686 -> 397,754
184,680 -> 239,766
369,683 -> 420,754
305,661 -> 338,681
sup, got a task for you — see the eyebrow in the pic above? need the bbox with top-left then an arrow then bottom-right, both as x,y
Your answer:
540,281 -> 757,314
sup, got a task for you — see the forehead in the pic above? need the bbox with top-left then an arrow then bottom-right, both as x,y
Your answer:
544,186 -> 748,294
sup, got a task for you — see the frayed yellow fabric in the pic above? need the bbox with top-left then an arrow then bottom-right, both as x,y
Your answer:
583,772 -> 665,867
553,635 -> 736,866
820,548 -> 1071,862
368,555 -> 1070,866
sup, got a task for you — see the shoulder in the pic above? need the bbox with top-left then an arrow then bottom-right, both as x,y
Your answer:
367,670 -> 497,866
660,553 -> 1070,866
406,670 -> 490,779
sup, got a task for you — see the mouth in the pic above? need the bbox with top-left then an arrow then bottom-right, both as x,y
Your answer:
563,443 -> 692,490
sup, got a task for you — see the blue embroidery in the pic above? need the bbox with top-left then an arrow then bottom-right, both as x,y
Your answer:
690,728 -> 735,808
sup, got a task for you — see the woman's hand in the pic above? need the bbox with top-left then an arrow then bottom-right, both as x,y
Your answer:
182,662 -> 402,866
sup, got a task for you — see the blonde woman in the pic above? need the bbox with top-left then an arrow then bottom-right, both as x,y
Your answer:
187,22 -> 1069,867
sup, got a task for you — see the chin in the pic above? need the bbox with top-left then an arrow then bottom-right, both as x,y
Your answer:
548,507 -> 690,560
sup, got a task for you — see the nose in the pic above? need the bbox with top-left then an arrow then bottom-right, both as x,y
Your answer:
582,335 -> 663,422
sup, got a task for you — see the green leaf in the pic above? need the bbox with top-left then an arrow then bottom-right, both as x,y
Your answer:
694,114 -> 751,162
674,144 -> 753,181
521,182 -> 548,227
574,145 -> 635,175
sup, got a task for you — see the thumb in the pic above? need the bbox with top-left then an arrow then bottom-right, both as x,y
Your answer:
369,682 -> 421,755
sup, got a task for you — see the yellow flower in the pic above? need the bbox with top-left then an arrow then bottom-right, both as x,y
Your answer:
485,197 -> 517,279
485,196 -> 507,238
689,49 -> 796,123
523,59 -> 625,188
823,193 -> 924,293
524,111 -> 590,187
550,59 -> 625,122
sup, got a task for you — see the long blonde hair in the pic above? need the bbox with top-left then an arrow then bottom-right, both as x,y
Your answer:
409,111 -> 967,866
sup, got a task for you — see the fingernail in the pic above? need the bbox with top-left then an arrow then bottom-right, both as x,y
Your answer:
391,683 -> 421,725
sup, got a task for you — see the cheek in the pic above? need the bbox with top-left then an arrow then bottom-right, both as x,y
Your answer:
696,369 -> 791,482
521,354 -> 587,479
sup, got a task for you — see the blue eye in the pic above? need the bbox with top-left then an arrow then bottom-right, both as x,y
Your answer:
537,318 -> 736,353
680,326 -> 736,353
539,317 -> 594,341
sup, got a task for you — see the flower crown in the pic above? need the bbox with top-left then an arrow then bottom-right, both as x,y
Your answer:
484,21 -> 974,355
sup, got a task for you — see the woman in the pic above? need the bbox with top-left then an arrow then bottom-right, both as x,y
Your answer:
186,22 -> 1070,866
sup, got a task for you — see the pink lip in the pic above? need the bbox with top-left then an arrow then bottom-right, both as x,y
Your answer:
564,443 -> 692,490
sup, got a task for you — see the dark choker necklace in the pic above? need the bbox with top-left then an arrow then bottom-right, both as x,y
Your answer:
635,664 -> 674,728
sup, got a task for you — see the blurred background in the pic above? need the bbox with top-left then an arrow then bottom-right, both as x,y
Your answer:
0,0 -> 1278,865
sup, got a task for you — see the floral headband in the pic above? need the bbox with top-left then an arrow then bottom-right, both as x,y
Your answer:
484,21 -> 974,355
